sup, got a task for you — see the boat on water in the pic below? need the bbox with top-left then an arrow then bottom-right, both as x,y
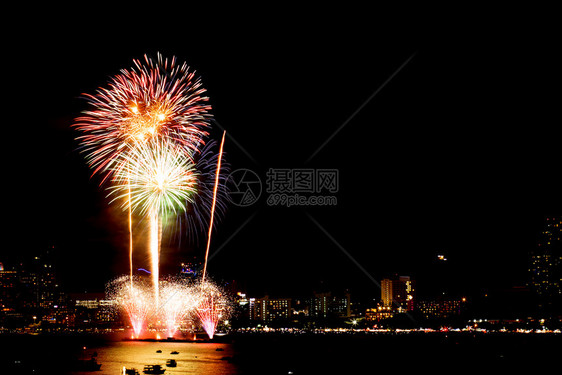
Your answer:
156,350 -> 162,353
143,364 -> 166,374
166,359 -> 177,367
124,368 -> 140,375
170,350 -> 179,354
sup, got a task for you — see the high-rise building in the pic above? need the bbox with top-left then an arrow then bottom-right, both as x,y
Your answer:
250,296 -> 292,322
528,216 -> 562,304
308,291 -> 351,318
381,279 -> 393,307
1,247 -> 67,326
0,265 -> 18,314
18,247 -> 65,311
380,275 -> 416,312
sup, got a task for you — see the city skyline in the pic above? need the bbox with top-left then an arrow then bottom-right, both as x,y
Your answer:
2,242 -> 559,332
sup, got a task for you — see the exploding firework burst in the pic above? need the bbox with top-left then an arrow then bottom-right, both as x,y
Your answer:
74,53 -> 212,182
107,139 -> 199,217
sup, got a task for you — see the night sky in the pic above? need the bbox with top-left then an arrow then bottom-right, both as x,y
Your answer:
2,8 -> 560,300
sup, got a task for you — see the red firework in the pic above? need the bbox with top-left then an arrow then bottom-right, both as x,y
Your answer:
74,53 -> 212,183
195,281 -> 226,339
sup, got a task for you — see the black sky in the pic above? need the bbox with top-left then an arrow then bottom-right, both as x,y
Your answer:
1,8 -> 560,299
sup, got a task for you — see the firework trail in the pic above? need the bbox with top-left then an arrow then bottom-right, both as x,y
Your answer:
127,179 -> 133,286
202,130 -> 226,282
149,210 -> 161,306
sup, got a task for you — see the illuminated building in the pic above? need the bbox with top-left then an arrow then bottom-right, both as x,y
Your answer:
528,216 -> 562,304
0,248 -> 67,326
0,265 -> 18,316
417,298 -> 465,319
308,291 -> 351,318
365,305 -> 394,321
291,299 -> 309,318
71,292 -> 118,327
236,292 -> 249,307
250,296 -> 292,322
381,279 -> 393,307
381,276 -> 416,312
18,247 -> 65,310
74,293 -> 106,309
231,292 -> 251,322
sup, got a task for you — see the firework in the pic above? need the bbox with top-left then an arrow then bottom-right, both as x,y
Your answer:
74,53 -> 212,181
106,138 -> 199,302
194,280 -> 229,339
76,54 -> 231,339
107,139 -> 199,216
107,276 -> 154,338
107,276 -> 231,340
75,53 -> 213,298
159,280 -> 198,338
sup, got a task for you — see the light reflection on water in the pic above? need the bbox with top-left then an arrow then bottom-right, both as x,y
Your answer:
75,341 -> 237,375
8,331 -> 561,374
